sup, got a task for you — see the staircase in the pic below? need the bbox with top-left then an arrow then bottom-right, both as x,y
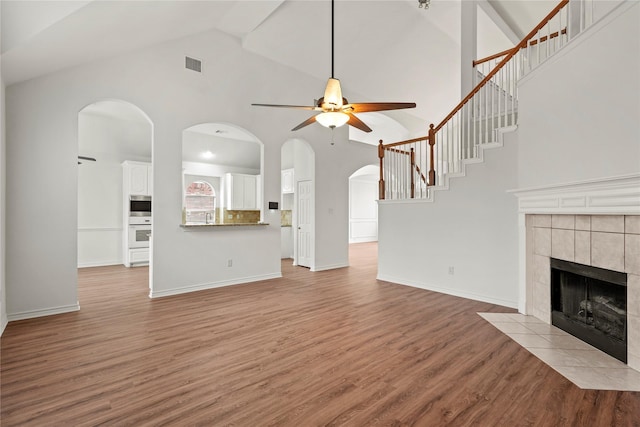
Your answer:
378,0 -> 599,202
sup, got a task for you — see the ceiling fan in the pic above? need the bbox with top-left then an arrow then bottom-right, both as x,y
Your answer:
252,0 -> 416,133
78,156 -> 96,165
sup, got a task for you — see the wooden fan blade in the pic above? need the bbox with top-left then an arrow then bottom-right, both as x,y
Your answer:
347,102 -> 416,113
291,115 -> 318,131
347,114 -> 372,133
78,156 -> 96,162
252,103 -> 318,111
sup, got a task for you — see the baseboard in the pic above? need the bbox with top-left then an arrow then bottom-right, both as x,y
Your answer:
149,272 -> 283,298
311,262 -> 349,272
1,315 -> 7,336
7,302 -> 81,322
377,273 -> 518,309
78,259 -> 122,268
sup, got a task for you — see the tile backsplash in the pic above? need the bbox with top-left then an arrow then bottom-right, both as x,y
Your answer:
223,209 -> 260,224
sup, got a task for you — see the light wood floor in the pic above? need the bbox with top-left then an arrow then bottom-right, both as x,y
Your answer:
2,243 -> 639,426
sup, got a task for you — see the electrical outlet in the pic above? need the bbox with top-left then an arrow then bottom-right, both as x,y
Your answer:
448,266 -> 454,275
227,259 -> 233,267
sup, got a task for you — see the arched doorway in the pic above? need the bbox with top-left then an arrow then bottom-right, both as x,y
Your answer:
281,139 -> 315,269
349,165 -> 379,243
181,122 -> 263,225
77,99 -> 154,294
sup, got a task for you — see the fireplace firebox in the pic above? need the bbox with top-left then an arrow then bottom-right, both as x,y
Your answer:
550,258 -> 627,363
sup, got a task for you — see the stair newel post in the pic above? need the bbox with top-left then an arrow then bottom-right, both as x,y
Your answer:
428,124 -> 436,186
410,147 -> 415,199
378,140 -> 385,200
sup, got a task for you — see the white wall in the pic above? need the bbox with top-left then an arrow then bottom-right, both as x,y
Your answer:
516,2 -> 640,189
5,27 -> 375,317
1,63 -> 7,334
378,2 -> 638,310
77,113 -> 151,267
378,135 -> 520,308
476,4 -> 513,60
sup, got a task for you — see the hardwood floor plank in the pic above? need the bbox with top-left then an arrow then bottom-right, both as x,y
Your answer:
2,243 -> 639,426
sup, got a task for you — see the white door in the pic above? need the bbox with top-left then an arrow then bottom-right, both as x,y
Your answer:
297,180 -> 313,268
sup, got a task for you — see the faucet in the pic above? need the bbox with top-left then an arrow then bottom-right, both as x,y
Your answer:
205,212 -> 213,224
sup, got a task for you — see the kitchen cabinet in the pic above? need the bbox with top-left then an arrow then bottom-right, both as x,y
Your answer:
225,173 -> 258,210
281,168 -> 294,193
123,161 -> 152,196
128,248 -> 149,266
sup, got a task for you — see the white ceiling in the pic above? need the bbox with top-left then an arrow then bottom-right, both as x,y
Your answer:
2,0 -> 557,149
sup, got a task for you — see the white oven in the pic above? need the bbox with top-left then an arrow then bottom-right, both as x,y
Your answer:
128,217 -> 151,249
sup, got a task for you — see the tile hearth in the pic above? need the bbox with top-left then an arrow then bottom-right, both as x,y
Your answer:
479,312 -> 640,391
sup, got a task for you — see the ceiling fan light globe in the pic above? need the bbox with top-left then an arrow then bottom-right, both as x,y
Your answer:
316,112 -> 349,129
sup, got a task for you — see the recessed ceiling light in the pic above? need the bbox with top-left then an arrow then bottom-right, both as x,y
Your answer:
202,151 -> 214,159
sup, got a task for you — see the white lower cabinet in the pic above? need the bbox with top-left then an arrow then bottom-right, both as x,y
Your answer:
128,248 -> 149,266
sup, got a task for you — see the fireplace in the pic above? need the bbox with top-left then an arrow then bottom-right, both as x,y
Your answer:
551,258 -> 627,362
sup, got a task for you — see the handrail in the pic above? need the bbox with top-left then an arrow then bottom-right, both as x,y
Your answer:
473,48 -> 512,67
384,135 -> 429,148
379,0 -> 571,200
435,0 -> 569,133
473,27 -> 568,66
528,28 -> 567,46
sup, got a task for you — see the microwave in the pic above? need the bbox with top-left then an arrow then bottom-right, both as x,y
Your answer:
129,195 -> 151,217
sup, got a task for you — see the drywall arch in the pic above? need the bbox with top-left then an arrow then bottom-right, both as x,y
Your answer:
349,165 -> 379,243
181,121 -> 264,224
77,98 -> 154,293
281,138 -> 315,269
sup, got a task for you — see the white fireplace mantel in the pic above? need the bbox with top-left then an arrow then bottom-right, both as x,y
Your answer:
509,173 -> 640,314
509,174 -> 640,371
508,173 -> 640,215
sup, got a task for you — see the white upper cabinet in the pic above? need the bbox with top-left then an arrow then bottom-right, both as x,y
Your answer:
281,168 -> 294,194
123,161 -> 152,196
225,173 -> 258,210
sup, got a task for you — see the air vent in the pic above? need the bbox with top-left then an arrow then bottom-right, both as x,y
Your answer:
185,56 -> 202,73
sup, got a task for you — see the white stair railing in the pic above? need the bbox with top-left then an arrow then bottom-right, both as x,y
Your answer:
379,0 -> 600,201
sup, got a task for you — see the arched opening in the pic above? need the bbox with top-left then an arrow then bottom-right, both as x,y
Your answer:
348,164 -> 379,266
182,122 -> 263,225
349,165 -> 379,244
77,99 -> 154,295
281,138 -> 315,269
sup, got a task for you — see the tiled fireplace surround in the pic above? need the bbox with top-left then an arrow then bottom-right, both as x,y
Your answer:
525,214 -> 640,371
514,174 -> 640,373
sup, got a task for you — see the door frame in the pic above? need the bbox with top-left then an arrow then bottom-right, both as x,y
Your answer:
294,179 -> 314,269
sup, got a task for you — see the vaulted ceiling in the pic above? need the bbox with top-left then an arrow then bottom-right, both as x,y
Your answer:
1,0 -> 557,140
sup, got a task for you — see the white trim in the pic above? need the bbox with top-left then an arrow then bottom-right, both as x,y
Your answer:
377,273 -> 518,309
7,302 -> 80,321
517,213 -> 526,314
78,227 -> 123,232
1,316 -> 7,336
149,272 -> 282,299
508,173 -> 640,214
311,262 -> 349,272
78,260 -> 122,268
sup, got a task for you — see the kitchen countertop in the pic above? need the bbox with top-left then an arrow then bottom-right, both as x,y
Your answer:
180,223 -> 269,228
